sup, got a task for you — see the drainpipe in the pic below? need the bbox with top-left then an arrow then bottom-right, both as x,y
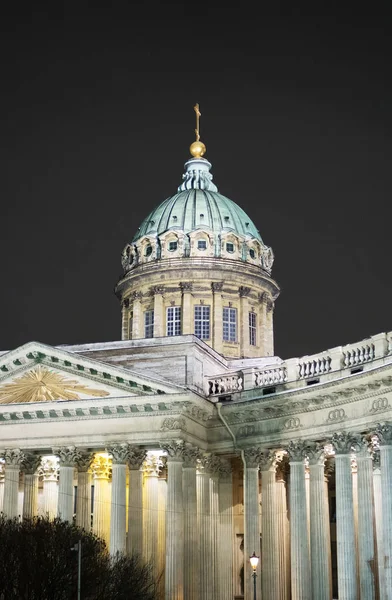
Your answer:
216,402 -> 237,450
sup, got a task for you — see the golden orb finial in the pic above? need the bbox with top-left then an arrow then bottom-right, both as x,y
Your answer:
190,103 -> 206,158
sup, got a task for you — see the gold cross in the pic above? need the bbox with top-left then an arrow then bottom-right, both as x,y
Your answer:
194,103 -> 201,141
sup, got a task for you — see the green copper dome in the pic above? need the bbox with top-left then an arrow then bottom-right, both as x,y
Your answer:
132,158 -> 263,243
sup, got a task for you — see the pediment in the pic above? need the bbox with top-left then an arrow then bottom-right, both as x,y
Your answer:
0,341 -> 182,406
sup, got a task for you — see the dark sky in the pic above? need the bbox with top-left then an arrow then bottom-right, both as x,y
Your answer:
0,3 -> 391,360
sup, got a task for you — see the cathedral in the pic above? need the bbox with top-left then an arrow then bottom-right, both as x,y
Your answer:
0,108 -> 391,600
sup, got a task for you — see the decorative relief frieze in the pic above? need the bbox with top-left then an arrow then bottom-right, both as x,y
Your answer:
370,397 -> 391,413
238,424 -> 256,436
160,417 -> 187,432
327,408 -> 346,423
284,417 -> 301,430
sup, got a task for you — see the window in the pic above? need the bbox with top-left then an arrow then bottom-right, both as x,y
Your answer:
198,240 -> 207,250
249,249 -> 256,259
167,306 -> 181,336
226,242 -> 235,253
223,307 -> 237,342
249,312 -> 257,346
194,305 -> 210,340
144,310 -> 154,338
168,241 -> 178,252
145,245 -> 152,257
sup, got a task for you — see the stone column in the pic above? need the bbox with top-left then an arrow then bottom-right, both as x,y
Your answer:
131,291 -> 143,339
153,286 -> 165,337
121,298 -> 130,340
161,441 -> 185,600
307,443 -> 331,600
22,454 -> 41,519
158,468 -> 167,598
218,459 -> 234,600
108,443 -> 130,555
259,450 -> 280,600
243,448 -> 262,600
0,461 -> 4,513
212,282 -> 223,354
259,293 -> 274,356
75,452 -> 94,530
276,456 -> 290,600
377,422 -> 392,600
197,454 -> 213,600
143,452 -> 163,575
91,455 -> 111,545
331,432 -> 358,600
180,282 -> 193,335
287,440 -> 311,600
208,456 -> 222,599
183,445 -> 200,600
373,450 -> 385,599
2,449 -> 25,518
54,446 -> 80,522
127,447 -> 146,556
355,438 -> 377,599
39,457 -> 59,519
239,286 -> 250,357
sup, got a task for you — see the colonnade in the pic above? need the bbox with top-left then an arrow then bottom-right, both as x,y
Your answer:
0,422 -> 391,600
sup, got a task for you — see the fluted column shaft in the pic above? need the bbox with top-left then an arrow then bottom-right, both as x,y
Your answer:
218,469 -> 234,600
57,466 -> 74,521
110,463 -> 127,554
260,455 -> 279,600
92,455 -> 111,544
0,466 -> 4,513
243,450 -> 261,600
153,290 -> 164,337
276,476 -> 289,600
332,433 -> 357,600
75,453 -> 94,530
289,459 -> 311,600
3,449 -> 25,518
356,443 -> 377,599
158,476 -> 167,598
308,450 -> 331,600
210,472 -> 220,599
183,453 -> 199,600
377,423 -> 392,600
131,294 -> 143,339
23,473 -> 38,518
197,468 -> 213,600
41,457 -> 59,520
164,447 -> 184,600
128,468 -> 143,555
373,458 -> 385,599
143,453 -> 161,575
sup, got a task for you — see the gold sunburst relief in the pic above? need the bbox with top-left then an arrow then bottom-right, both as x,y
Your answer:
0,365 -> 110,404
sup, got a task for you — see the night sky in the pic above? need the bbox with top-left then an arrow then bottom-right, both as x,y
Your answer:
1,4 -> 391,360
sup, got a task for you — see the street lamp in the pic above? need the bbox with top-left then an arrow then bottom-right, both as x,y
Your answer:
249,551 -> 259,600
71,539 -> 82,600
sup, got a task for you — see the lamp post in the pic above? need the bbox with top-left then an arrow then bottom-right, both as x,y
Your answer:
250,551 -> 259,600
71,539 -> 82,600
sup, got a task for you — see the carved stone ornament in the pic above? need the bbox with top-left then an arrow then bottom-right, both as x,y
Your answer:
38,457 -> 59,482
2,448 -> 25,467
372,449 -> 381,470
53,446 -> 82,467
91,455 -> 112,480
160,439 -> 186,461
131,291 -> 143,301
376,422 -> 392,445
287,440 -> 308,462
179,281 -> 193,292
0,461 -> 4,481
122,298 -> 130,309
258,449 -> 277,472
243,447 -> 266,468
239,286 -> 251,298
182,444 -> 201,468
142,453 -> 164,477
107,442 -> 131,465
160,417 -> 187,432
355,438 -> 372,459
196,453 -> 219,474
306,442 -> 325,466
75,451 -> 94,473
219,458 -> 233,478
22,453 -> 42,475
260,246 -> 274,273
331,431 -> 358,455
127,447 -> 147,470
152,285 -> 165,296
211,282 -> 224,292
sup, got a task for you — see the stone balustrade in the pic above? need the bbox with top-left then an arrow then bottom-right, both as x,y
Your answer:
206,330 -> 392,397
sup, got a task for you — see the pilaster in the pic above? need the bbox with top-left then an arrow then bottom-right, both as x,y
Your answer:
131,291 -> 143,339
212,282 -> 223,353
180,282 -> 193,334
153,286 -> 165,337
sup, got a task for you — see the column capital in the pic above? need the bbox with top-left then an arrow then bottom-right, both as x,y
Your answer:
21,453 -> 41,474
127,447 -> 147,470
331,431 -> 358,454
152,285 -> 165,296
53,445 -> 82,467
354,437 -> 372,459
372,448 -> 381,471
74,451 -> 94,472
239,286 -> 251,298
107,442 -> 131,464
376,421 -> 392,446
306,442 -> 326,466
181,444 -> 201,468
196,453 -> 221,474
143,452 -> 164,476
211,281 -> 223,292
179,281 -> 193,292
2,448 -> 25,467
161,439 -> 186,462
39,457 -> 59,482
0,461 -> 4,482
131,291 -> 143,301
258,449 -> 278,472
91,455 -> 112,480
243,447 -> 266,468
287,440 -> 307,462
